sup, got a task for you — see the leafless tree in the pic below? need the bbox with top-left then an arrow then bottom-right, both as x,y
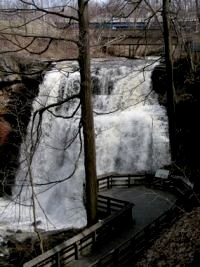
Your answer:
195,0 -> 200,24
0,0 -> 198,233
162,0 -> 177,160
0,0 -> 98,230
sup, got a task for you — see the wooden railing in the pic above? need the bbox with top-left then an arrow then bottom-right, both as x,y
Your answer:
97,172 -> 193,200
88,173 -> 193,267
97,173 -> 146,191
24,172 -> 193,267
90,202 -> 182,267
23,196 -> 133,267
97,195 -> 131,217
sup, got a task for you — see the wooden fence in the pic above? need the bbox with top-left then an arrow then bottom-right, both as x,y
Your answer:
97,173 -> 146,191
97,172 -> 193,199
88,173 -> 193,267
90,202 -> 182,267
24,173 -> 193,267
97,195 -> 131,217
23,195 -> 133,267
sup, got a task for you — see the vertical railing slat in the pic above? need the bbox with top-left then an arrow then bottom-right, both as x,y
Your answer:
55,252 -> 61,267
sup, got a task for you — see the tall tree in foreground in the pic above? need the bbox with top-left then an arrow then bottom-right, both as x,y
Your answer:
162,0 -> 177,161
195,0 -> 200,24
0,0 -> 98,226
78,0 -> 98,226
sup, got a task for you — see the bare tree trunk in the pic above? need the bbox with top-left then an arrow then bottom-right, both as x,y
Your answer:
78,0 -> 98,226
162,0 -> 176,161
195,0 -> 200,24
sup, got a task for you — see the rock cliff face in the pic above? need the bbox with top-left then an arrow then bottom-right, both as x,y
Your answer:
0,117 -> 11,145
152,58 -> 200,182
0,56 -> 48,196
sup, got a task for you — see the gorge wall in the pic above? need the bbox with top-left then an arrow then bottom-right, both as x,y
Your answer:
152,58 -> 200,182
0,56 -> 47,196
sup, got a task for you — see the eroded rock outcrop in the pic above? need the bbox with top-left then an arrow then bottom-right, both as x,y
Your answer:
0,117 -> 11,145
152,58 -> 200,182
0,55 -> 48,196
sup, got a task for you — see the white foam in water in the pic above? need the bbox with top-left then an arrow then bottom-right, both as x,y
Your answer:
0,58 -> 170,233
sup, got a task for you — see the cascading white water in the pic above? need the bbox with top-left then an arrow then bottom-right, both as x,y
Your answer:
0,58 -> 170,233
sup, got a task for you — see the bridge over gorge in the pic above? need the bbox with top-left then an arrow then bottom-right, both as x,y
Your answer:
97,29 -> 179,57
23,173 -> 194,267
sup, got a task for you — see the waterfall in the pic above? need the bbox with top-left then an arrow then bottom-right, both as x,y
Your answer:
0,58 -> 170,233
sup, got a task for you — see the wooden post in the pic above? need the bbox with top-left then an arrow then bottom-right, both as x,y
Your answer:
113,248 -> 119,267
107,198 -> 111,215
128,176 -> 131,187
97,259 -> 102,267
92,231 -> 97,244
107,177 -> 110,189
55,252 -> 61,267
131,237 -> 135,251
74,242 -> 79,260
